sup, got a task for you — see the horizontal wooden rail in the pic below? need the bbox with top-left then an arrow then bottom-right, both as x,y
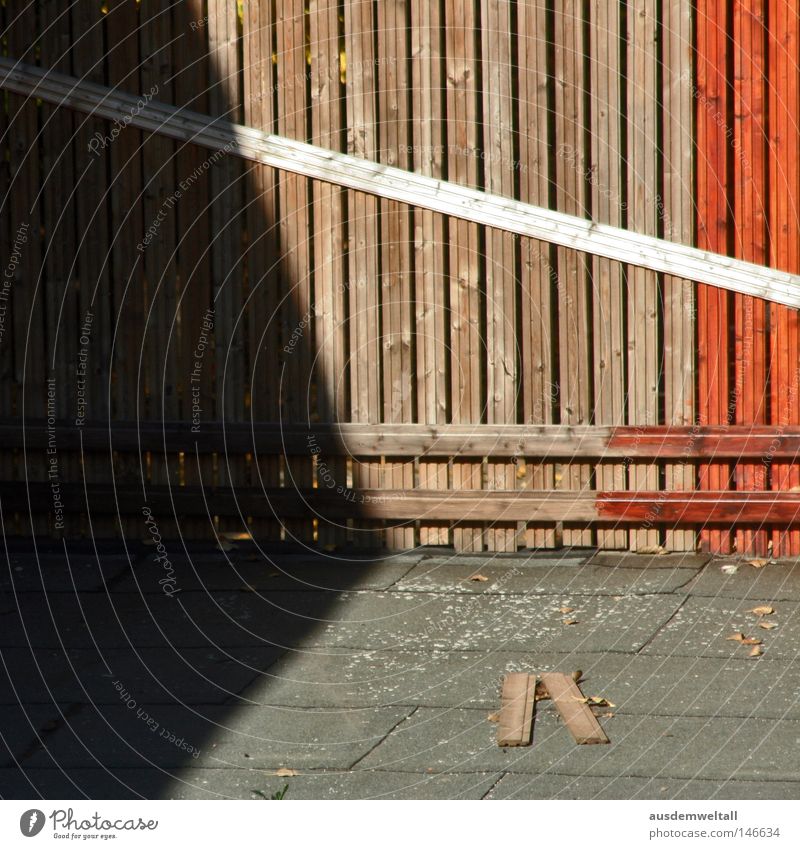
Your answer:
4,482 -> 800,526
3,57 -> 800,309
5,420 -> 800,460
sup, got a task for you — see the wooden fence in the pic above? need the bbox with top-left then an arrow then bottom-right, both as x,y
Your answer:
1,1 -> 798,555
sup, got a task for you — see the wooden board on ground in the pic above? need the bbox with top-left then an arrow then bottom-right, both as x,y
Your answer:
497,672 -> 537,747
540,672 -> 609,746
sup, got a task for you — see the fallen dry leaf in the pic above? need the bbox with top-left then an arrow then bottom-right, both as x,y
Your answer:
221,531 -> 252,541
725,633 -> 746,642
749,605 -> 775,616
534,681 -> 550,701
637,545 -> 666,555
599,711 -> 615,718
741,637 -> 762,646
468,573 -> 489,583
571,669 -> 583,683
273,768 -> 298,777
748,558 -> 769,569
758,622 -> 779,630
749,646 -> 764,658
487,713 -> 500,723
558,606 -> 574,614
562,618 -> 579,626
720,563 -> 739,575
583,696 -> 616,708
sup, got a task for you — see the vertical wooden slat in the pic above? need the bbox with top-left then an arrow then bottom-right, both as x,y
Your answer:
554,0 -> 592,548
344,0 -> 383,546
106,0 -> 145,538
518,0 -> 556,549
244,0 -> 283,543
445,0 -> 484,552
378,0 -> 416,550
481,0 -> 517,552
175,0 -> 215,539
590,0 -> 627,550
71,0 -> 115,538
39,0 -> 78,537
412,0 -> 449,547
310,0 -> 349,547
626,0 -> 660,552
208,0 -> 248,538
0,0 -> 11,437
733,0 -> 768,556
768,0 -> 800,556
663,0 -> 696,552
140,1 -> 180,537
696,0 -> 732,554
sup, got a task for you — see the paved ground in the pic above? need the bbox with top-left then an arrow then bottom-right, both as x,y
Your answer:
1,539 -> 800,799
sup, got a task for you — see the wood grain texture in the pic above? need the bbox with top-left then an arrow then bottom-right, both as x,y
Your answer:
518,0 -> 556,548
445,0 -> 484,551
767,0 -> 800,556
554,0 -> 593,547
540,672 -> 609,745
497,673 -> 537,747
696,0 -> 733,554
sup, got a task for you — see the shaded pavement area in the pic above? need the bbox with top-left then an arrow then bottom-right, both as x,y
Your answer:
1,540 -> 799,800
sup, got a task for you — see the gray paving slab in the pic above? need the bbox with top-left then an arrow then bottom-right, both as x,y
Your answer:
0,647 -> 284,705
3,589 -> 682,653
234,649 -> 800,719
0,706 -> 67,768
165,768 -> 500,800
488,773 -> 800,800
356,707 -> 800,781
396,559 -> 697,595
115,555 -> 420,594
590,552 -> 711,569
688,560 -> 800,600
24,704 -> 410,771
0,767 -> 500,800
642,596 -> 800,659
2,553 -> 132,592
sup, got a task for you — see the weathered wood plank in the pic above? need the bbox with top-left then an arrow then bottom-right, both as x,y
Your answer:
540,672 -> 609,745
412,0 -> 449,547
733,0 -> 769,556
345,0 -> 384,546
141,0 -> 180,538
105,0 -> 146,538
696,0 -> 733,554
482,0 -> 518,552
445,0 -> 484,551
175,0 -> 216,540
591,0 -> 627,550
309,0 -> 349,547
208,0 -> 248,539
555,0 -> 592,547
6,58 -> 800,308
627,0 -> 660,552
497,673 -> 537,747
518,0 -> 556,548
70,0 -> 116,537
379,0 -> 416,549
663,0 -> 696,552
768,0 -> 800,556
9,420 -> 800,459
10,481 -> 800,527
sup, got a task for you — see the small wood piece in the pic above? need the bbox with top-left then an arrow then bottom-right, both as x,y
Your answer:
497,673 -> 537,747
540,673 -> 609,745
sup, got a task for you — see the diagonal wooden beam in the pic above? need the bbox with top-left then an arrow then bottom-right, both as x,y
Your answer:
4,56 -> 800,308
